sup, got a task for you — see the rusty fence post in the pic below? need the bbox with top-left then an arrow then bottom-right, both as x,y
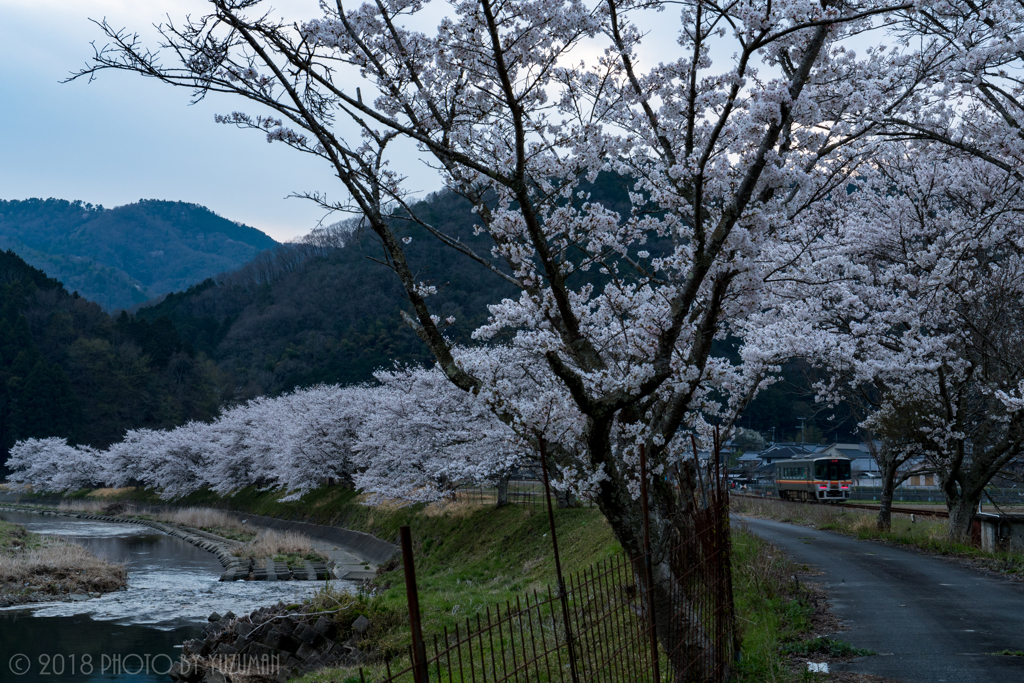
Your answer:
715,426 -> 742,668
639,444 -> 662,682
400,526 -> 429,683
538,440 -> 581,683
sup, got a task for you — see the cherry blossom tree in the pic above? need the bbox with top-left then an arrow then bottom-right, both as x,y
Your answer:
7,438 -> 102,493
757,141 -> 1024,540
269,384 -> 375,498
72,0 -> 962,669
354,365 -> 526,503
884,1 -> 1024,182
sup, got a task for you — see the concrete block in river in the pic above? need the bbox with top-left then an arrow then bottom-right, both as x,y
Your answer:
295,642 -> 317,660
294,622 -> 320,646
313,616 -> 336,639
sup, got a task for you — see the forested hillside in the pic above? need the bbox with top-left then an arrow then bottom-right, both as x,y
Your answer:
136,189 -> 521,399
0,179 -> 848,478
0,199 -> 278,310
0,250 -> 219,475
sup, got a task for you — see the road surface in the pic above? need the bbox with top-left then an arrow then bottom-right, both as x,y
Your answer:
740,516 -> 1024,682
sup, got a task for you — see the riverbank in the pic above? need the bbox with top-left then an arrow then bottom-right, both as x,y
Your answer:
0,519 -> 127,607
0,502 -> 348,584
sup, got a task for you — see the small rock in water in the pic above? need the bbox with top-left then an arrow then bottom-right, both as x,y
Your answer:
208,611 -> 222,622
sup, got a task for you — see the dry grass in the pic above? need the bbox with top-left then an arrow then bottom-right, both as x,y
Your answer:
0,522 -> 127,598
422,498 -> 487,518
232,529 -> 322,560
85,488 -> 136,499
730,495 -> 1024,576
155,507 -> 248,533
732,496 -> 853,528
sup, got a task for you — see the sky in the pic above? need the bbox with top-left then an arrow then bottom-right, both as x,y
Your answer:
0,0 -> 444,243
0,1 -> 824,243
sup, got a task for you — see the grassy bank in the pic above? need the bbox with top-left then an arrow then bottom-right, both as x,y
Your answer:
732,496 -> 1024,577
0,519 -> 127,605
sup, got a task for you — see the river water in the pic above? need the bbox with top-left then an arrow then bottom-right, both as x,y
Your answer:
0,510 -> 332,682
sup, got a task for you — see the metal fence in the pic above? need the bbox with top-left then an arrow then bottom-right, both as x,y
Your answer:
360,441 -> 737,683
454,480 -> 598,509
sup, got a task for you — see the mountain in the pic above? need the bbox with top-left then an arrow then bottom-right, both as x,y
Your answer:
0,250 -> 220,476
0,198 -> 279,310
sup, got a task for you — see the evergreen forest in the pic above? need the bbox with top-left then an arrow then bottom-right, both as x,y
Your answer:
0,250 -> 219,475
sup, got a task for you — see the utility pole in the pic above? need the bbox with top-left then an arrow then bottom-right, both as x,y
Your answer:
798,418 -> 806,450
769,427 -> 775,445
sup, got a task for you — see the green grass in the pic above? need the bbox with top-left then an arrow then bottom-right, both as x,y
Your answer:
781,637 -> 874,658
730,529 -> 819,683
0,520 -> 37,550
990,650 -> 1024,657
273,552 -> 327,569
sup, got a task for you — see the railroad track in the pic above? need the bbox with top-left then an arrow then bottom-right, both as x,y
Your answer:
731,492 -> 950,518
843,502 -> 949,518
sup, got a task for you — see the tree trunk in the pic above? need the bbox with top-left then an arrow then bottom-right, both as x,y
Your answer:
877,459 -> 898,532
495,473 -> 510,508
947,493 -> 980,544
554,487 -> 579,509
596,465 -> 726,681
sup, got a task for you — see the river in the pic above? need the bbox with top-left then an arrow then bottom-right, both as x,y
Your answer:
0,510 -> 333,682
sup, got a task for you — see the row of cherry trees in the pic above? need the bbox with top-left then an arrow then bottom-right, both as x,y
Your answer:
6,363 -> 528,503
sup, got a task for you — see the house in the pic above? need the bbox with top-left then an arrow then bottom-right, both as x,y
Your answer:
741,443 -> 823,468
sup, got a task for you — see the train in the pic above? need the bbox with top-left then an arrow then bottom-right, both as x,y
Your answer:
774,455 -> 853,502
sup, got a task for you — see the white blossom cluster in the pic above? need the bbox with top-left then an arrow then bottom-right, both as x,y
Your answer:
7,362 -> 530,503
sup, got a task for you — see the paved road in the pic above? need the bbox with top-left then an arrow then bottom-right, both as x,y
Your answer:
740,516 -> 1024,682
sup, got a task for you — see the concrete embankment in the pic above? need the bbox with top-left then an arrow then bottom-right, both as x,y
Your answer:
214,510 -> 395,580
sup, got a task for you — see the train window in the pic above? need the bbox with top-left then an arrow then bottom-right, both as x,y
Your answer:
814,460 -> 852,479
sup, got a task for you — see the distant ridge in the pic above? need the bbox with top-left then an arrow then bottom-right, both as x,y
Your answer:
0,198 -> 279,310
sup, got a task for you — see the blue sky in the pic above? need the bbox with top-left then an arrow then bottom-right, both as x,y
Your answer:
0,0 -> 778,243
0,0 -> 443,242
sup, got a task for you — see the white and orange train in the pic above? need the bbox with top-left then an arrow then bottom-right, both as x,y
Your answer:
774,456 -> 853,502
